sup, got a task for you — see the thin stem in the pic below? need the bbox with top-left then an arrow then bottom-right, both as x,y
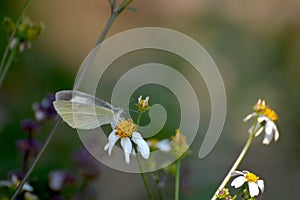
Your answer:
11,117 -> 61,200
211,118 -> 259,200
0,41 -> 19,87
11,0 -> 135,198
135,111 -> 154,200
74,0 -> 134,90
174,159 -> 181,200
135,147 -> 154,200
136,111 -> 143,126
0,0 -> 31,77
232,186 -> 244,200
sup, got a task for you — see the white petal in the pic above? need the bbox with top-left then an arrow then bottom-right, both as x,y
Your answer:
248,125 -> 254,134
254,126 -> 264,137
257,116 -> 268,123
231,170 -> 244,177
156,139 -> 172,152
244,113 -> 256,122
231,176 -> 246,188
248,182 -> 259,197
143,97 -> 149,107
265,121 -> 274,136
273,124 -> 280,141
22,183 -> 34,192
11,175 -> 18,184
121,137 -> 132,164
104,143 -> 109,151
106,131 -> 120,156
257,179 -> 265,192
0,180 -> 12,187
131,132 -> 150,159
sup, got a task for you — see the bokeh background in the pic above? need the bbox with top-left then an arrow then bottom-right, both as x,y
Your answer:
1,0 -> 300,199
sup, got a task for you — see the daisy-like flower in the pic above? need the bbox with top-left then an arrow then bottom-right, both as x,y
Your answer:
137,96 -> 150,112
231,170 -> 264,198
104,118 -> 150,164
244,99 -> 279,145
0,174 -> 33,192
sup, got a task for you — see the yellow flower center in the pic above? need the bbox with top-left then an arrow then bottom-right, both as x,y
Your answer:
138,99 -> 148,108
263,107 -> 278,121
246,172 -> 259,183
115,119 -> 136,138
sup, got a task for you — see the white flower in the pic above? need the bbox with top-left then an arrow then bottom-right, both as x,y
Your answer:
138,96 -> 150,111
0,174 -> 33,192
231,170 -> 264,197
104,119 -> 150,164
147,139 -> 171,152
244,99 -> 279,145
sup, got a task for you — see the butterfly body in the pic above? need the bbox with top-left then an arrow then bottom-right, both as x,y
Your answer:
53,90 -> 123,130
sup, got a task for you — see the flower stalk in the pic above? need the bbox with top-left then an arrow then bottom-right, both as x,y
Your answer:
11,0 -> 135,199
135,110 -> 154,200
211,117 -> 259,200
0,0 -> 31,81
174,159 -> 181,200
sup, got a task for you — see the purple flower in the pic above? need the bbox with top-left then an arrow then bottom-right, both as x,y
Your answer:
16,139 -> 41,156
21,119 -> 40,134
48,170 -> 77,192
32,93 -> 57,122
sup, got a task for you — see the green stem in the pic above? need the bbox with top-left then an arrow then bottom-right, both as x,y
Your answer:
232,186 -> 244,200
0,0 -> 31,81
211,117 -> 259,200
11,117 -> 61,200
135,111 -> 154,200
11,0 -> 135,198
174,159 -> 181,200
0,41 -> 19,87
135,147 -> 154,200
136,111 -> 143,126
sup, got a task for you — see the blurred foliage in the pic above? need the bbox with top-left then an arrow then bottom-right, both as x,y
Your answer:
0,0 -> 299,199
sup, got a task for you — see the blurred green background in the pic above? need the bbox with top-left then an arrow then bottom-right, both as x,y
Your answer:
0,0 -> 300,199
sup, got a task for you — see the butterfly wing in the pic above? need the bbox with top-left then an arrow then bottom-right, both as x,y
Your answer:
53,90 -> 121,130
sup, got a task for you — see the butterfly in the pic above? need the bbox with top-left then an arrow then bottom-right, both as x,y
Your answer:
53,90 -> 123,130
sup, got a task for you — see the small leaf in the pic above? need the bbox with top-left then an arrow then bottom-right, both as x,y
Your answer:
126,7 -> 137,12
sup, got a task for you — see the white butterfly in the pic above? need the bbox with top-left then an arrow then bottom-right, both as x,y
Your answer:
53,90 -> 123,129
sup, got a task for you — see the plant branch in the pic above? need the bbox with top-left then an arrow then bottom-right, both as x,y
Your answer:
211,118 -> 259,200
11,0 -> 135,198
0,0 -> 31,81
11,117 -> 61,200
0,41 -> 19,87
174,159 -> 181,200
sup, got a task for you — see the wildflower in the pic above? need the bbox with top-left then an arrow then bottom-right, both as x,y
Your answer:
104,118 -> 150,164
16,139 -> 41,156
137,96 -> 150,112
244,99 -> 279,145
21,119 -> 40,134
48,170 -> 76,191
231,170 -> 264,198
0,174 -> 33,192
3,16 -> 44,52
171,129 -> 189,158
216,188 -> 231,199
32,93 -> 57,122
147,138 -> 171,152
